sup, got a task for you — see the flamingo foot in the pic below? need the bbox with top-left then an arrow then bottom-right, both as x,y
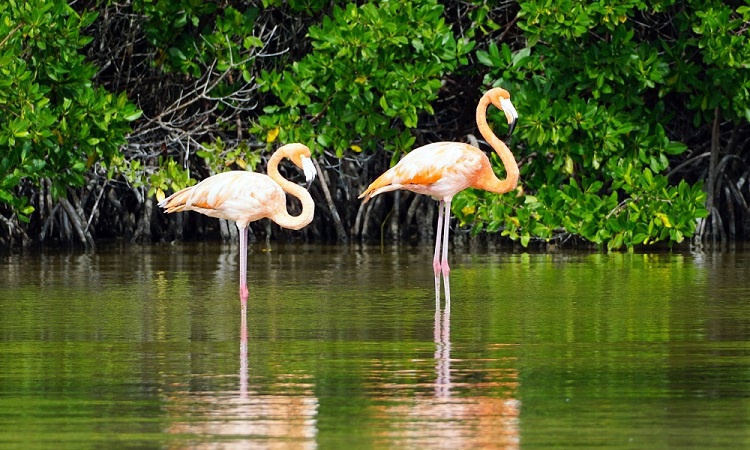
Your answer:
240,286 -> 249,305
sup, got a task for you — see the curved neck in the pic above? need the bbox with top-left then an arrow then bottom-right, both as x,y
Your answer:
475,93 -> 519,194
267,149 -> 315,230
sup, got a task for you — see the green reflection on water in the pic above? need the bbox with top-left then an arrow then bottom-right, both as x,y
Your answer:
1,245 -> 750,448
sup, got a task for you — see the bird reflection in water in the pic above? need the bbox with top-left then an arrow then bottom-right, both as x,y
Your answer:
368,283 -> 520,448
434,294 -> 451,399
240,303 -> 249,399
163,303 -> 318,448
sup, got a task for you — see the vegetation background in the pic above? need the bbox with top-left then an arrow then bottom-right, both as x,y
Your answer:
0,0 -> 748,250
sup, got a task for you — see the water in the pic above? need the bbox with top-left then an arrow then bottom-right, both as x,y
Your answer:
1,244 -> 750,448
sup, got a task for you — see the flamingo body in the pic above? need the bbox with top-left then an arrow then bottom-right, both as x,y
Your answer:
360,141 -> 491,202
159,143 -> 316,306
161,171 -> 288,229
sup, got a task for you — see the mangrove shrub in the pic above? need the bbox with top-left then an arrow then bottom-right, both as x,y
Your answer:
0,0 -> 747,250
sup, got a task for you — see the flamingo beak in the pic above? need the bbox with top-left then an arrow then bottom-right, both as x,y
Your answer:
301,156 -> 316,189
500,97 -> 518,138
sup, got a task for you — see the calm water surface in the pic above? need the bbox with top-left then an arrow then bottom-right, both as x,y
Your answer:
1,243 -> 750,448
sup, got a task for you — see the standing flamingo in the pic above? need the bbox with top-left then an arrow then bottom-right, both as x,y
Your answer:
159,143 -> 317,307
359,88 -> 519,300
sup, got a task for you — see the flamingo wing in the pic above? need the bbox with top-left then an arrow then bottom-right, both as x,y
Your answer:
360,142 -> 487,202
160,171 -> 285,226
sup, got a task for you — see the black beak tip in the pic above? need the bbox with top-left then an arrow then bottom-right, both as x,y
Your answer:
507,118 -> 517,139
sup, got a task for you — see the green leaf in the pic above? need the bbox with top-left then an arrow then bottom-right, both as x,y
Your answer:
316,133 -> 332,147
476,50 -> 493,66
123,110 -> 143,121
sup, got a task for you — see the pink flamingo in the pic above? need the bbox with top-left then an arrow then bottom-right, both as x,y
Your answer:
359,88 -> 519,300
159,143 -> 316,306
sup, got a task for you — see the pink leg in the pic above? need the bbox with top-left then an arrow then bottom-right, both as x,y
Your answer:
441,200 -> 452,304
440,199 -> 451,278
433,200 -> 444,299
238,225 -> 249,305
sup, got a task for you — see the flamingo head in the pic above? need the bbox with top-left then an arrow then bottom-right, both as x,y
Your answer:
487,88 -> 518,138
283,143 -> 317,188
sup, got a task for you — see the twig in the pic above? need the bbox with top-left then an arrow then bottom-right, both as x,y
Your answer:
313,157 -> 349,243
84,180 -> 108,234
0,23 -> 22,50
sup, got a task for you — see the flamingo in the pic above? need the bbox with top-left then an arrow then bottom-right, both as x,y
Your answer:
159,143 -> 317,306
359,87 -> 519,300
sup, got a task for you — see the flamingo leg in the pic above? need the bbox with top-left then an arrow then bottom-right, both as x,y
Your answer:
433,200 -> 445,300
238,224 -> 249,305
440,199 -> 451,276
441,199 -> 452,303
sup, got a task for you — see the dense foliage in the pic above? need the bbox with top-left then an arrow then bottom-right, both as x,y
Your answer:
0,0 -> 748,249
454,0 -> 722,248
256,1 -> 472,157
0,0 -> 140,244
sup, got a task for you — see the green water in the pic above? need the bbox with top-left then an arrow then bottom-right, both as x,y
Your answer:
1,244 -> 749,448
